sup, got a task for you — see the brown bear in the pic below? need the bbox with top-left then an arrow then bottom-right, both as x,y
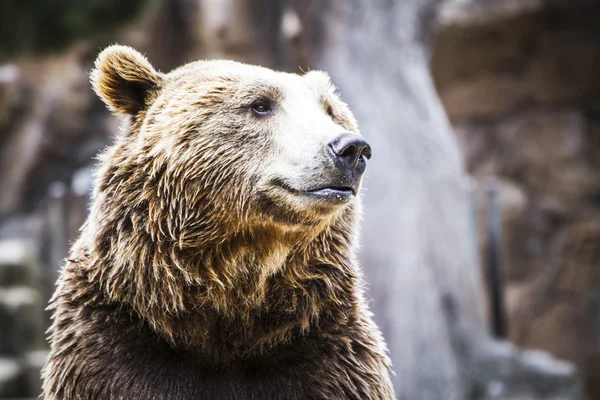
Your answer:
41,45 -> 395,400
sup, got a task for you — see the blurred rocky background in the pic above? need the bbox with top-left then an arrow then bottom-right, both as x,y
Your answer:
432,1 -> 600,398
0,0 -> 598,398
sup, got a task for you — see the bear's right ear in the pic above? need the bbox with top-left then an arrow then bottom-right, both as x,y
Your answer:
90,45 -> 163,116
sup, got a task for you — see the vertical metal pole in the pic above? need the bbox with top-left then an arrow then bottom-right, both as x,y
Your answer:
485,177 -> 507,338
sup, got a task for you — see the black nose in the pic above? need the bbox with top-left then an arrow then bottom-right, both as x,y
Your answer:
327,133 -> 372,168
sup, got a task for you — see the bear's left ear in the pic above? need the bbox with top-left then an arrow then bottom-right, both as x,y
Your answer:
90,45 -> 163,116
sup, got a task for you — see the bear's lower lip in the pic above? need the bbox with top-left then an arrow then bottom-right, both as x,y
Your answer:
304,187 -> 354,202
272,179 -> 355,203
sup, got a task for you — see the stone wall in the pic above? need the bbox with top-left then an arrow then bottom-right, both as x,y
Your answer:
432,1 -> 600,397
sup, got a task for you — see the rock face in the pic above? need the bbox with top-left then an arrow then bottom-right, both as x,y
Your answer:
432,1 -> 600,398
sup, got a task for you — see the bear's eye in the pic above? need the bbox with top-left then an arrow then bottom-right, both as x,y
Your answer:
250,100 -> 273,116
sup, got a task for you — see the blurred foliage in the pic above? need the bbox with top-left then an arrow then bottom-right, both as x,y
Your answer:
0,0 -> 151,59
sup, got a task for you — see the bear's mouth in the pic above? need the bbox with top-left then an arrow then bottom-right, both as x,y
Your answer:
272,179 -> 356,204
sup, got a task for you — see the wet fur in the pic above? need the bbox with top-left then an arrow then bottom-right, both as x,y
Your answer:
42,45 -> 394,399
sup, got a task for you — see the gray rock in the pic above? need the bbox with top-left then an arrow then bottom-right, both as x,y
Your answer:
24,350 -> 48,398
0,287 -> 44,355
473,340 -> 584,399
0,239 -> 39,287
0,358 -> 26,398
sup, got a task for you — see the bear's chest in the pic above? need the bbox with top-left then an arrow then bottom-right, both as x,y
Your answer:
70,306 -> 369,400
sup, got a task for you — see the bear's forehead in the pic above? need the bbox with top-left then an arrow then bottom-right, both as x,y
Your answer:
168,60 -> 332,97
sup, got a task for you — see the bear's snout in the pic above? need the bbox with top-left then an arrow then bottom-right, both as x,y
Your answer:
277,132 -> 372,205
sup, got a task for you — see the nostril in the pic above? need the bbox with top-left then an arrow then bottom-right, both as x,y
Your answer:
360,144 -> 372,160
338,144 -> 357,159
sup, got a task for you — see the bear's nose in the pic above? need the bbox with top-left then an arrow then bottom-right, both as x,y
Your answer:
327,133 -> 372,169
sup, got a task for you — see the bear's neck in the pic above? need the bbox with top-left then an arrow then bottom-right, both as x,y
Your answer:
75,204 -> 362,363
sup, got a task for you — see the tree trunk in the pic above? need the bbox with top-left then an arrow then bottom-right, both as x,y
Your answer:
305,1 -> 483,397
299,0 -> 584,398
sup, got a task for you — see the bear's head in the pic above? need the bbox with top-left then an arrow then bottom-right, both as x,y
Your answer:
82,45 -> 371,341
92,45 -> 370,233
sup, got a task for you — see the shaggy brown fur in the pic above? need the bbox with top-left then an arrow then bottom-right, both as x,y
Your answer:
42,45 -> 394,399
